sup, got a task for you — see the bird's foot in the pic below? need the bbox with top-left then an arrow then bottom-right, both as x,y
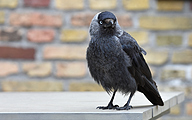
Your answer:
97,104 -> 119,110
116,105 -> 132,110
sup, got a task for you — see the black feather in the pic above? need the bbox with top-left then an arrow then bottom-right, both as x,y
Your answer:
120,31 -> 164,106
87,11 -> 164,109
98,11 -> 116,22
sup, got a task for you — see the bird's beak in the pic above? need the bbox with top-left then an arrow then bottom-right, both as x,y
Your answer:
104,19 -> 115,28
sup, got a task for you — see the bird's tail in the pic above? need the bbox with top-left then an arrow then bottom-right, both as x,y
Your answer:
139,77 -> 164,106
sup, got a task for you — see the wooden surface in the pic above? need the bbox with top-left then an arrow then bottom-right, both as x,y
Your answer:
0,92 -> 184,120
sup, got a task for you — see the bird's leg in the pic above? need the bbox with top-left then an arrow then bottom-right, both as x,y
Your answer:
116,92 -> 134,110
97,90 -> 119,110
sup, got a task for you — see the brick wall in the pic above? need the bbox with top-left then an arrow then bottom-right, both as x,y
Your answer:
0,0 -> 191,119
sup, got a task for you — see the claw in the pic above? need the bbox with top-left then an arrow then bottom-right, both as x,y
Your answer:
116,105 -> 132,110
97,104 -> 119,110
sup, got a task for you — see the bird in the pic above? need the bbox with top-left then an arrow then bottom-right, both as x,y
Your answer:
86,11 -> 164,110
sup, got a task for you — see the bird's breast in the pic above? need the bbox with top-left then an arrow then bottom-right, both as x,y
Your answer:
91,41 -> 123,70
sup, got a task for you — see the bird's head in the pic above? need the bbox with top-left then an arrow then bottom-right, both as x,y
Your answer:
98,11 -> 116,29
89,11 -> 123,37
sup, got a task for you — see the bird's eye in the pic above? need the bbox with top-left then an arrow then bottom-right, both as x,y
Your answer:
99,21 -> 103,25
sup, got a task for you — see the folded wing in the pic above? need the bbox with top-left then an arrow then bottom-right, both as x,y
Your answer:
121,34 -> 164,106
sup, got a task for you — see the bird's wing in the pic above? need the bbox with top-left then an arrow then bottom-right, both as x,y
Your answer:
119,31 -> 164,106
121,43 -> 153,86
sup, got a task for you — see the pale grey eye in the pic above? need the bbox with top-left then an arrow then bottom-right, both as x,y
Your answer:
99,21 -> 103,25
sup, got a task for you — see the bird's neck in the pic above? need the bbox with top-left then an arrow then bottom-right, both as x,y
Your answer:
99,28 -> 116,36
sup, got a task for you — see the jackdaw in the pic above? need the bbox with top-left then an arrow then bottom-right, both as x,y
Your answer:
86,11 -> 164,110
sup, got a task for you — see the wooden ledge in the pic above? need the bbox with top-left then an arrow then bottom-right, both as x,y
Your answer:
0,92 -> 184,120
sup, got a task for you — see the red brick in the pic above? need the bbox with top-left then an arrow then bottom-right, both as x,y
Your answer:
186,102 -> 192,115
43,45 -> 86,60
0,28 -> 22,41
27,29 -> 54,43
0,62 -> 19,77
0,46 -> 35,59
71,13 -> 95,26
117,15 -> 132,27
10,13 -> 62,27
24,0 -> 50,7
10,13 -> 30,26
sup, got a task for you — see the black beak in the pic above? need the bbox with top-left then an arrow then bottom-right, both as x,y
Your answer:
103,19 -> 115,28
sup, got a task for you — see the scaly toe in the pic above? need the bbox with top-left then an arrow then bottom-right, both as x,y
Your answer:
96,104 -> 119,110
116,105 -> 132,110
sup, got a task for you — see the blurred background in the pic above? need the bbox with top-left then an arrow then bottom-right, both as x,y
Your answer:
0,0 -> 191,119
